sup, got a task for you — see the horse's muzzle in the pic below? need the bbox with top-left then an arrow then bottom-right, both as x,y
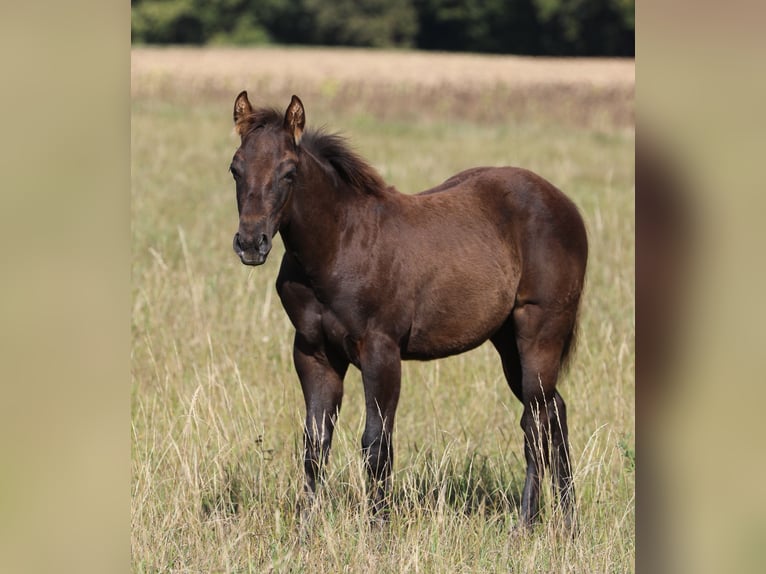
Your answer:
233,232 -> 271,266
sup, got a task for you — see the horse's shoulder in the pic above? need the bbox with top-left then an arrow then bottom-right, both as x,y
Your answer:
276,253 -> 324,336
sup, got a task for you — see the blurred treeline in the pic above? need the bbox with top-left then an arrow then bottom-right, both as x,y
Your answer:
131,0 -> 634,56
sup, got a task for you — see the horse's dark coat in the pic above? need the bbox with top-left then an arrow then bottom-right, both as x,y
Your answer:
230,93 -> 587,527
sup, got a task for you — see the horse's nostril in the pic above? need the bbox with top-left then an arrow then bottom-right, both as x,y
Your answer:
234,231 -> 270,257
233,233 -> 244,254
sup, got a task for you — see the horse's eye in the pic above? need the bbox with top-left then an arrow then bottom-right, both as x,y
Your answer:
230,165 -> 240,181
283,168 -> 296,183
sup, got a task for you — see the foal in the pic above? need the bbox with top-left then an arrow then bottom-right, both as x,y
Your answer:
230,92 -> 587,528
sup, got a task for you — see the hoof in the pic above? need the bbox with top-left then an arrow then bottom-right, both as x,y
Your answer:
510,519 -> 533,538
369,510 -> 390,529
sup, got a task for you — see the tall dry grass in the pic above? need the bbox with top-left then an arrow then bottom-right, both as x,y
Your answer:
132,47 -> 634,572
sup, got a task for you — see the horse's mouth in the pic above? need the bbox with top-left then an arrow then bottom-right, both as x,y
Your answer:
238,250 -> 267,266
233,234 -> 269,266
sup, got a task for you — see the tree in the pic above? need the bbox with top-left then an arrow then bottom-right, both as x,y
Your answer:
131,0 -> 635,56
301,0 -> 417,48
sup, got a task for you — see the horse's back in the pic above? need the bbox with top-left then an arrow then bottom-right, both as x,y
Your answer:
415,166 -> 586,255
417,167 -> 496,196
437,166 -> 583,242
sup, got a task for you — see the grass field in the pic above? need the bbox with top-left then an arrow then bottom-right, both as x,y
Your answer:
131,47 -> 634,572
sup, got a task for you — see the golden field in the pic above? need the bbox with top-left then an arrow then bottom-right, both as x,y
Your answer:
132,47 -> 634,572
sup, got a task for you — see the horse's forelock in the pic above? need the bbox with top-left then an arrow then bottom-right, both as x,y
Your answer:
236,107 -> 283,138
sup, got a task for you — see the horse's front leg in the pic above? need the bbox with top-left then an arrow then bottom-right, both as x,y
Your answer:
358,333 -> 402,519
293,332 -> 348,508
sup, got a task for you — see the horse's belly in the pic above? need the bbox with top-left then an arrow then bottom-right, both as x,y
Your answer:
404,296 -> 513,359
401,252 -> 519,359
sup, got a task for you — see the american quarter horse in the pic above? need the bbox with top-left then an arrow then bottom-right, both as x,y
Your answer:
229,93 -> 588,528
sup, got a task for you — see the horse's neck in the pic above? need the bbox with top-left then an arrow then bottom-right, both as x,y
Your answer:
280,154 -> 355,278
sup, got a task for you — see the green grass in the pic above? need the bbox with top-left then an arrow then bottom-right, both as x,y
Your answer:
132,76 -> 634,572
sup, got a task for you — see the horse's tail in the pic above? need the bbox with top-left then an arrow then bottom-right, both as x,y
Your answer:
560,198 -> 588,377
560,298 -> 581,375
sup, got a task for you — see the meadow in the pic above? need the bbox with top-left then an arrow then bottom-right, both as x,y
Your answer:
131,47 -> 634,572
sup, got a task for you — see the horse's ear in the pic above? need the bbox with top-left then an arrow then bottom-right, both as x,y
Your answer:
233,91 -> 253,134
284,95 -> 305,146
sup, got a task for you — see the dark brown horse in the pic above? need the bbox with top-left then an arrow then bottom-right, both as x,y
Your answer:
230,93 -> 587,529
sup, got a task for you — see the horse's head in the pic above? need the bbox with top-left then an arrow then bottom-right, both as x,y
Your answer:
230,92 -> 305,266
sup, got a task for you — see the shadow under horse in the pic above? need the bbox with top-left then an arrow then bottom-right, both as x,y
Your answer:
229,93 -> 588,529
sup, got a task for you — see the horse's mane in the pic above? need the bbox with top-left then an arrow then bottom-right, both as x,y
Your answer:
301,129 -> 388,196
237,108 -> 389,197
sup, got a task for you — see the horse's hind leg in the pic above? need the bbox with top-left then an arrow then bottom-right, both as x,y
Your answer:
491,320 -> 523,402
512,303 -> 575,529
492,320 -> 548,526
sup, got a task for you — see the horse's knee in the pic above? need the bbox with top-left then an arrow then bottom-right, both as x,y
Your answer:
361,429 -> 392,479
305,429 -> 332,458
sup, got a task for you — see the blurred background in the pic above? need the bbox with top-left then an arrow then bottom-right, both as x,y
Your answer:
130,0 -> 636,572
130,0 -> 634,56
13,1 -> 766,571
128,1 -> 636,572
